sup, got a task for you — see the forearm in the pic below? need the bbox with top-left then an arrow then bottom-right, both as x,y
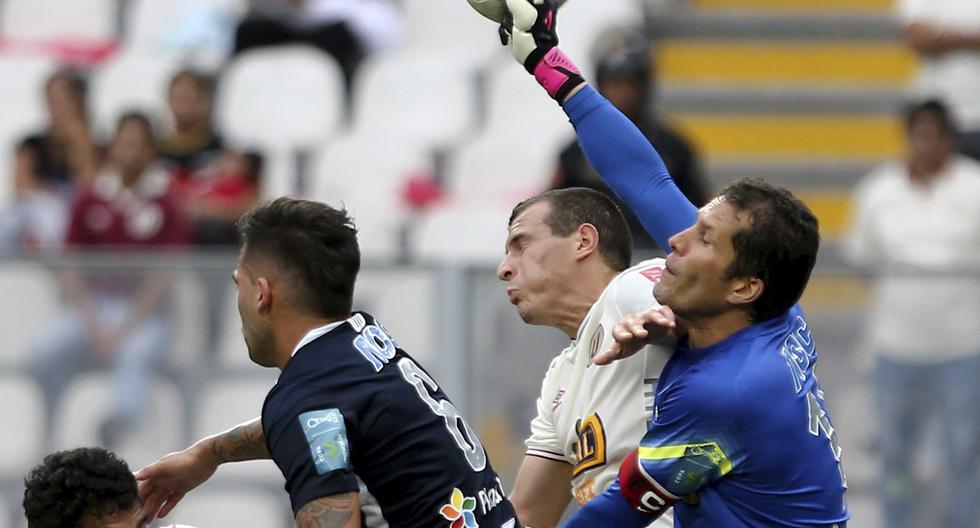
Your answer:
562,86 -> 698,249
120,273 -> 174,330
295,493 -> 360,528
905,22 -> 980,54
198,417 -> 270,465
509,456 -> 573,526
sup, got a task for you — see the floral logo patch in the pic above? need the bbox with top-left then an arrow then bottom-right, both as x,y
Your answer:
439,487 -> 478,528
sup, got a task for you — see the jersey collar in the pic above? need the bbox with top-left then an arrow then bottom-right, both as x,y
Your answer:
291,320 -> 347,357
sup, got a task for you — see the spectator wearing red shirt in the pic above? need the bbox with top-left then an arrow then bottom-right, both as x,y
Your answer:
29,112 -> 188,449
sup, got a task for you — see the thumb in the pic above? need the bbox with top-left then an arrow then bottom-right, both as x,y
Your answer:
506,0 -> 539,32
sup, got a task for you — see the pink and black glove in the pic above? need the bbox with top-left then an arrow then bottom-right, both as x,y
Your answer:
501,0 -> 584,103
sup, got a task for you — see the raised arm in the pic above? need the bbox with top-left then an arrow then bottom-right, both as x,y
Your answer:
500,0 -> 698,250
137,417 -> 270,519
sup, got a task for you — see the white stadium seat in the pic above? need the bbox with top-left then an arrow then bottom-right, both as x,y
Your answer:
169,488 -> 290,528
412,203 -> 515,266
401,0 -> 504,63
446,65 -> 569,198
90,51 -> 183,137
352,50 -> 479,150
52,374 -> 185,470
0,0 -> 116,43
0,267 -> 59,368
125,0 -> 245,67
193,377 -> 281,482
309,135 -> 433,261
0,376 -> 43,476
216,45 -> 346,151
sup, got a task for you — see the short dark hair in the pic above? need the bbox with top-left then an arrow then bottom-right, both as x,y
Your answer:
116,111 -> 156,147
45,67 -> 87,100
905,99 -> 958,137
23,447 -> 138,528
720,178 -> 819,322
237,197 -> 360,318
509,187 -> 632,271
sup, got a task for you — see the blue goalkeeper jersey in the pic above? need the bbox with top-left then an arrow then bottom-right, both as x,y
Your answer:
635,303 -> 848,527
559,86 -> 848,527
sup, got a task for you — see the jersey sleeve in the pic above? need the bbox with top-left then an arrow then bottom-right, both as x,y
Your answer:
563,86 -> 699,249
268,405 -> 361,514
627,380 -> 742,501
525,356 -> 566,462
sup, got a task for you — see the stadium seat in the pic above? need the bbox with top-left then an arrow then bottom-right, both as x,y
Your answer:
0,267 -> 58,368
216,45 -> 345,151
90,50 -> 183,137
412,203 -> 516,266
125,0 -> 245,66
445,65 -> 568,198
0,376 -> 43,476
193,377 -> 281,482
352,50 -> 479,150
352,268 -> 439,366
401,0 -> 504,63
169,488 -> 290,528
52,373 -> 186,470
308,135 -> 433,261
0,0 -> 116,43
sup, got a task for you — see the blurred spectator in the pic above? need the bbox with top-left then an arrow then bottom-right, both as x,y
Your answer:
898,0 -> 980,162
24,447 -> 147,528
28,112 -> 188,450
158,70 -> 224,178
233,0 -> 402,93
843,100 -> 980,528
0,137 -> 70,254
25,67 -> 101,189
551,29 -> 708,255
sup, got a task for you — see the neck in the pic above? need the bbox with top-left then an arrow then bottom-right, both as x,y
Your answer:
679,309 -> 753,350
272,312 -> 348,369
556,267 -> 619,339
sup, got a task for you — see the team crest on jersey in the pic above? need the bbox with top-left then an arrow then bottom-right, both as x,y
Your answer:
439,488 -> 479,528
640,266 -> 663,283
572,413 -> 608,477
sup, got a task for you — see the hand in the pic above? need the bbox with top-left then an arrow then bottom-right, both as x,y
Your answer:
593,306 -> 678,366
502,0 -> 584,101
136,443 -> 218,519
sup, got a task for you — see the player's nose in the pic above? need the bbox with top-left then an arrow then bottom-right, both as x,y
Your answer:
497,258 -> 513,281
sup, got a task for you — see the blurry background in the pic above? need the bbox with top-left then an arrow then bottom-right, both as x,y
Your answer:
0,0 -> 978,526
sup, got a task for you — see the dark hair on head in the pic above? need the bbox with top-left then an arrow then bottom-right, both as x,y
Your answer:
237,197 -> 360,318
23,447 -> 138,528
115,110 -> 157,146
45,67 -> 87,99
509,187 -> 632,271
720,178 -> 819,322
169,69 -> 216,98
905,99 -> 958,137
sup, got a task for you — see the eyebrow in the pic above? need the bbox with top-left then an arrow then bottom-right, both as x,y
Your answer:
505,232 -> 526,251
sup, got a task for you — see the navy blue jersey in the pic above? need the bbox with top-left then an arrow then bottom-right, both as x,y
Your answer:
262,312 -> 519,528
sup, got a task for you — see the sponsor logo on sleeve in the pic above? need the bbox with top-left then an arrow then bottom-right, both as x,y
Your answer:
298,409 -> 350,475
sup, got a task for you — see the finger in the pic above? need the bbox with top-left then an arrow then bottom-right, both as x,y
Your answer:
611,323 -> 637,342
506,0 -> 538,31
593,344 -> 621,366
158,492 -> 184,518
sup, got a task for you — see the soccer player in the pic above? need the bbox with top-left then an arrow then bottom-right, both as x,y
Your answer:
24,447 -> 154,528
499,187 -> 674,528
136,198 -> 519,528
494,0 -> 850,525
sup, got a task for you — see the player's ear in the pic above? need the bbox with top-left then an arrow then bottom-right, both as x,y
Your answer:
256,276 -> 273,314
727,276 -> 763,308
575,223 -> 600,261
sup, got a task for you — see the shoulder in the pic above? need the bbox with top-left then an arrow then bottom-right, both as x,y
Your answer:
603,258 -> 666,313
855,162 -> 905,202
952,156 -> 980,184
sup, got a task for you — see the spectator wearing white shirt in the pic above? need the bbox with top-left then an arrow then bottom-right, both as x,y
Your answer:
844,99 -> 980,528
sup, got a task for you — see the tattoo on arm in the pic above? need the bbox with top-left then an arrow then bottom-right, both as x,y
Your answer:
211,418 -> 271,464
295,493 -> 359,528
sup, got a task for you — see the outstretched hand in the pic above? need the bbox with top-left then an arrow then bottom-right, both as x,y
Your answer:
499,0 -> 584,102
593,306 -> 679,366
135,444 -> 218,519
